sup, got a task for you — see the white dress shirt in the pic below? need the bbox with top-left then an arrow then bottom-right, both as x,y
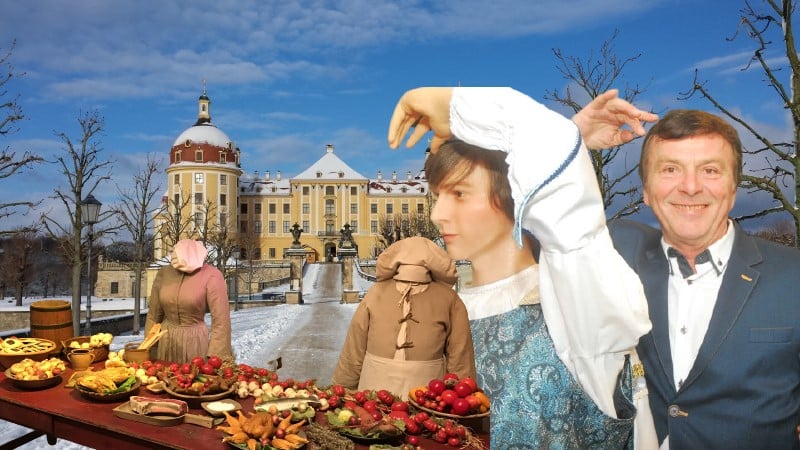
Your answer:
659,222 -> 735,450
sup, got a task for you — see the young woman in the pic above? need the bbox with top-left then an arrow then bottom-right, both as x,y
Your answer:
388,87 -> 658,448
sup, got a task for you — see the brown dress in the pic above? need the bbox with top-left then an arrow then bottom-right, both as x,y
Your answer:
144,263 -> 233,363
332,237 -> 476,398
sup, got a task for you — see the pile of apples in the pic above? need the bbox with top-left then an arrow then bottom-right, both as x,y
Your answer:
319,384 -> 483,448
409,373 -> 490,416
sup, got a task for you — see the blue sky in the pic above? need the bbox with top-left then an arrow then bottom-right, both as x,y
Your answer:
0,0 -> 792,234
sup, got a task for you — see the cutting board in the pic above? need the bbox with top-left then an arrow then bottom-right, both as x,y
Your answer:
112,402 -> 221,428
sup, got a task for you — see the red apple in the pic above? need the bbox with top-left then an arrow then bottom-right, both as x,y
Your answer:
451,398 -> 471,416
440,389 -> 458,405
190,356 -> 205,367
207,355 -> 222,369
428,379 -> 446,395
453,381 -> 474,397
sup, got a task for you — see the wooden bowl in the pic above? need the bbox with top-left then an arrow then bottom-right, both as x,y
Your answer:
409,398 -> 490,420
4,369 -> 62,390
76,379 -> 141,402
162,382 -> 235,408
61,336 -> 109,362
0,338 -> 57,371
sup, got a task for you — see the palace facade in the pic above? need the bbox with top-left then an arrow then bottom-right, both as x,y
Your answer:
145,89 -> 432,297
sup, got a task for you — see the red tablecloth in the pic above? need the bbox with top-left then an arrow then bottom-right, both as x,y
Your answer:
0,363 -> 488,449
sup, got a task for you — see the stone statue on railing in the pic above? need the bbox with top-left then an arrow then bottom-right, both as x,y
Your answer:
290,223 -> 303,248
339,223 -> 354,249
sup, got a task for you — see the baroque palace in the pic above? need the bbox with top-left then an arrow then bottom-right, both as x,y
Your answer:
97,89 -> 431,300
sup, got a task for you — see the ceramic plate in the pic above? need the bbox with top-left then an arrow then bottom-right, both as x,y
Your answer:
201,398 -> 242,417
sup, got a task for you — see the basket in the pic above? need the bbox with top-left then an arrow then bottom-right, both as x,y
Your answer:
0,338 -> 57,371
122,342 -> 151,365
61,336 -> 109,362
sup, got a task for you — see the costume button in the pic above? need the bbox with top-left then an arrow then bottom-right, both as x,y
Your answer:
668,405 -> 688,417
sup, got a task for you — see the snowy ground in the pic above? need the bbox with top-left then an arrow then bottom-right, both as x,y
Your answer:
0,262 -> 373,449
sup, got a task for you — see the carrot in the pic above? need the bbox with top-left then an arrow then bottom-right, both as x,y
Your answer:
284,418 -> 306,435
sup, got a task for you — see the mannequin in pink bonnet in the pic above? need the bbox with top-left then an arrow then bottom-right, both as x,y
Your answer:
145,239 -> 234,364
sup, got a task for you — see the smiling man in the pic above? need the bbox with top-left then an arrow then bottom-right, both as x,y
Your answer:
610,109 -> 800,449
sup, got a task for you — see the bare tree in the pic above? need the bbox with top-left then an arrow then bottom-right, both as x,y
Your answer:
40,110 -> 114,335
204,204 -> 238,276
158,194 -> 195,250
0,40 -> 43,230
114,154 -> 162,333
375,203 -> 440,253
239,225 -> 262,303
0,228 -> 37,304
681,0 -> 800,245
544,30 -> 650,219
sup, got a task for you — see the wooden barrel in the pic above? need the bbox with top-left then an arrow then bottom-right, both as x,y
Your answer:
30,300 -> 73,351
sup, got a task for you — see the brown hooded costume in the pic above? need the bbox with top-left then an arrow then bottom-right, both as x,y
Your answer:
144,239 -> 234,364
332,237 -> 476,398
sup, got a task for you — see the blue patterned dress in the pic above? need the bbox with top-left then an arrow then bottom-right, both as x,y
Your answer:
470,301 -> 635,449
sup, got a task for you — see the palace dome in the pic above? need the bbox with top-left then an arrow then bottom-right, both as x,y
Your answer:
172,124 -> 232,149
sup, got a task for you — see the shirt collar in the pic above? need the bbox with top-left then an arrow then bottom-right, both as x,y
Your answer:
660,219 -> 736,279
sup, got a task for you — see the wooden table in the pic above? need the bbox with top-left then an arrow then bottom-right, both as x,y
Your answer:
0,364 -> 488,449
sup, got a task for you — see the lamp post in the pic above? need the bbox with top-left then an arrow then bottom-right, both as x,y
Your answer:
232,248 -> 240,312
81,194 -> 101,336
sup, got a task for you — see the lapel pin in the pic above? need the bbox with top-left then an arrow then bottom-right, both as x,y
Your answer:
740,274 -> 752,282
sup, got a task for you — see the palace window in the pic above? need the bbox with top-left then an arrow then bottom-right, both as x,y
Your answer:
195,173 -> 204,184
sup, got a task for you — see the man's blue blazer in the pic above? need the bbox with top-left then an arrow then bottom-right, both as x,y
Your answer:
610,219 -> 800,449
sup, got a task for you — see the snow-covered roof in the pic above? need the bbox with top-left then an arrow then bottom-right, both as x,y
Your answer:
239,172 -> 293,196
172,123 -> 232,148
368,174 -> 428,196
293,145 -> 367,181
